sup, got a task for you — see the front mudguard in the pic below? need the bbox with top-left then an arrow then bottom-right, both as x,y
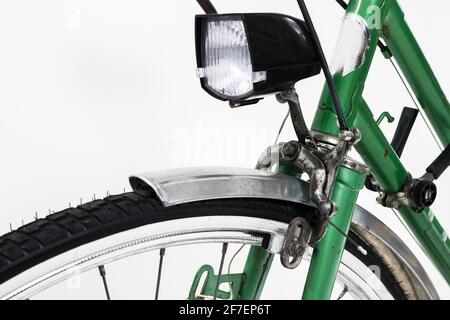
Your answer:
130,167 -> 313,207
129,167 -> 439,299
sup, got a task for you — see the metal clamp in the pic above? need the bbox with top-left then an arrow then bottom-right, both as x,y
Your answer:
377,174 -> 437,213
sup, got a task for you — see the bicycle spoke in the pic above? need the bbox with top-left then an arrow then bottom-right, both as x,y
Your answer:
154,248 -> 166,300
227,244 -> 245,275
337,285 -> 349,300
213,243 -> 228,300
98,265 -> 111,300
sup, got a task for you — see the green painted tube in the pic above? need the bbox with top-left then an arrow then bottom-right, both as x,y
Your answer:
382,1 -> 450,146
354,99 -> 450,281
396,205 -> 450,282
314,99 -> 450,284
239,246 -> 274,300
315,98 -> 409,193
302,167 -> 367,300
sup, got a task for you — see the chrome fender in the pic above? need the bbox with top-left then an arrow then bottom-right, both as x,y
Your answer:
130,167 -> 314,207
129,167 -> 438,299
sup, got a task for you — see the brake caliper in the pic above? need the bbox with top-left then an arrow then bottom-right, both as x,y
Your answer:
256,128 -> 361,269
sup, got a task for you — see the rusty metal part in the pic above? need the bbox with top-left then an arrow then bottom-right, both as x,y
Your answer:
342,158 -> 371,176
307,131 -> 369,175
255,140 -> 334,217
256,130 -> 361,218
276,88 -> 310,143
256,128 -> 362,266
280,217 -> 313,269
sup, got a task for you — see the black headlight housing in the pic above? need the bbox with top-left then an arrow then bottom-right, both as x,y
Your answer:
195,13 -> 321,104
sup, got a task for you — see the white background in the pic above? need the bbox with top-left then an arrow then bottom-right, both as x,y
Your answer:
0,0 -> 448,299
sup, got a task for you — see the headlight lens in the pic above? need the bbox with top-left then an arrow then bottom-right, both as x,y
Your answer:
197,17 -> 266,100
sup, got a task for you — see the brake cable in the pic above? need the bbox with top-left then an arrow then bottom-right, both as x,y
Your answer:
296,0 -> 348,131
196,0 -> 217,14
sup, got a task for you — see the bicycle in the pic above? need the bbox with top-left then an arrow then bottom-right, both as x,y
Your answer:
0,0 -> 448,300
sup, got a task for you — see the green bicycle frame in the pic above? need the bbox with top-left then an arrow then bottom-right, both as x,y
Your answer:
241,0 -> 450,300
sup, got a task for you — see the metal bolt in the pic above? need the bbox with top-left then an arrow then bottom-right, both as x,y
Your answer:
318,201 -> 334,216
293,243 -> 306,255
282,141 -> 300,160
339,130 -> 354,141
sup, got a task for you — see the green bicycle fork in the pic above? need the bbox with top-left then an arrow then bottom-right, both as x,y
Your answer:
302,167 -> 367,299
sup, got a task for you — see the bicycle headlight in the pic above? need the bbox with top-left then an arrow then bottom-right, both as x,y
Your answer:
195,13 -> 321,105
196,17 -> 264,101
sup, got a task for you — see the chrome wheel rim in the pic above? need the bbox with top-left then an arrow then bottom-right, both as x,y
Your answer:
0,216 -> 392,300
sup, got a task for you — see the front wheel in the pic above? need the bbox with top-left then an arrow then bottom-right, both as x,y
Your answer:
0,190 -> 424,299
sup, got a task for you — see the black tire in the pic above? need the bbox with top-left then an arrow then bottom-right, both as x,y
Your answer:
0,189 -> 409,299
